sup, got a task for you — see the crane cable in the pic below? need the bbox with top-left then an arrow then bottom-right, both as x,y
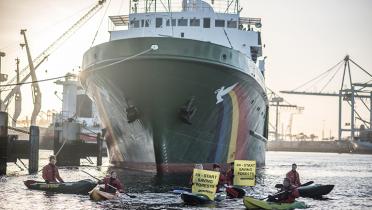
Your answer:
91,0 -> 112,47
291,59 -> 344,92
319,61 -> 344,92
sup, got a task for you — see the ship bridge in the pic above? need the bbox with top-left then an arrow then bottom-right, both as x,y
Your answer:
108,0 -> 264,64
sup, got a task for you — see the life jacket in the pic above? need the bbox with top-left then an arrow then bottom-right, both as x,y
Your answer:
277,186 -> 300,203
286,170 -> 301,187
103,177 -> 124,193
42,163 -> 64,183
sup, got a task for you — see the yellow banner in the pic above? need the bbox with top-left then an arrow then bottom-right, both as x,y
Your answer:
233,160 -> 256,186
191,169 -> 220,200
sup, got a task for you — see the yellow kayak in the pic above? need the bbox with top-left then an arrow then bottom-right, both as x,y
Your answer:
243,196 -> 307,210
89,188 -> 117,201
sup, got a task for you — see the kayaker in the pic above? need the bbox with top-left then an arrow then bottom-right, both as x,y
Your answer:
286,163 -> 301,187
225,162 -> 234,185
212,163 -> 226,190
42,155 -> 64,183
99,171 -> 124,193
268,178 -> 299,203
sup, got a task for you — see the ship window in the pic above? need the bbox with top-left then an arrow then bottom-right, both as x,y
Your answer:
141,19 -> 150,27
130,20 -> 140,28
203,18 -> 210,28
178,18 -> 188,26
181,32 -> 184,37
215,19 -> 225,27
227,20 -> 237,28
190,18 -> 200,26
166,19 -> 176,26
156,18 -> 163,28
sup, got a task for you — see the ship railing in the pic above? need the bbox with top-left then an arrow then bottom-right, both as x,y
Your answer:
109,15 -> 262,30
129,0 -> 240,15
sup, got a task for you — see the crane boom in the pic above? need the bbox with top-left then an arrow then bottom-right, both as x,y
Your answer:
21,29 -> 41,125
1,0 -> 106,109
12,58 -> 22,127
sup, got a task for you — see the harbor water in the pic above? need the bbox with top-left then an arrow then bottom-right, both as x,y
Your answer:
0,150 -> 371,209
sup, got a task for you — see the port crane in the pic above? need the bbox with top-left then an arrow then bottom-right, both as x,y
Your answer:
267,88 -> 303,140
1,0 -> 106,126
281,55 -> 372,141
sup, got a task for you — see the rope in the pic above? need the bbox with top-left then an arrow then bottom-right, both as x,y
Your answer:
8,126 -> 30,134
85,45 -> 158,73
55,139 -> 68,157
0,75 -> 70,87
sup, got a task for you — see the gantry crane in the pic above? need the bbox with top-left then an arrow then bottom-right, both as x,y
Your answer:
2,0 -> 106,125
281,55 -> 372,141
267,88 -> 303,140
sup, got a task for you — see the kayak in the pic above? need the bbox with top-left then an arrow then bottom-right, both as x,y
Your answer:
89,188 -> 117,201
298,184 -> 334,198
181,191 -> 226,205
181,192 -> 212,205
226,186 -> 246,198
243,196 -> 307,210
24,179 -> 96,194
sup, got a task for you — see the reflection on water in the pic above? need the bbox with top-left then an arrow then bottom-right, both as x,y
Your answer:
0,151 -> 371,209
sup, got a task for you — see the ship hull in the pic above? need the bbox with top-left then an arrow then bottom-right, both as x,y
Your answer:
81,37 -> 268,174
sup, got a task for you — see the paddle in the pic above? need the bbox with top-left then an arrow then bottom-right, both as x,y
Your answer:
274,181 -> 314,189
260,189 -> 291,200
81,170 -> 136,198
262,181 -> 314,200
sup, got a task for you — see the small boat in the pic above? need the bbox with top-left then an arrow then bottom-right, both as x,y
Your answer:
243,196 -> 307,210
24,179 -> 96,194
181,192 -> 213,205
181,191 -> 226,205
226,186 -> 246,198
89,188 -> 117,201
298,184 -> 334,198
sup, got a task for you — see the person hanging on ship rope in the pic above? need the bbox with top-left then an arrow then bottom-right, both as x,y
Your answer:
225,162 -> 234,185
286,163 -> 301,187
42,155 -> 64,183
189,163 -> 203,185
212,163 -> 226,191
98,171 -> 124,193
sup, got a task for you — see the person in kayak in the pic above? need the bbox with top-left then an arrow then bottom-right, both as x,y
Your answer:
268,178 -> 299,203
42,155 -> 64,183
225,162 -> 234,185
99,171 -> 124,193
212,163 -> 226,190
286,163 -> 301,187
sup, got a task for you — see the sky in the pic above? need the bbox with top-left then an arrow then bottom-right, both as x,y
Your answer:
0,0 -> 371,139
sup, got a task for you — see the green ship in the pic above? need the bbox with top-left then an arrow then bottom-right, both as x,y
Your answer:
80,0 -> 268,175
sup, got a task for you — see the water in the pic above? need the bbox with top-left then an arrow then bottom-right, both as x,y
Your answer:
1,151 -> 371,209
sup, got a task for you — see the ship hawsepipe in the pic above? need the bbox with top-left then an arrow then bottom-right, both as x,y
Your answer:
80,37 -> 268,174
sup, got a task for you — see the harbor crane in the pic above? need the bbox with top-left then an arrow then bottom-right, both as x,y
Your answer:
281,55 -> 372,141
267,88 -> 303,140
1,0 -> 106,126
